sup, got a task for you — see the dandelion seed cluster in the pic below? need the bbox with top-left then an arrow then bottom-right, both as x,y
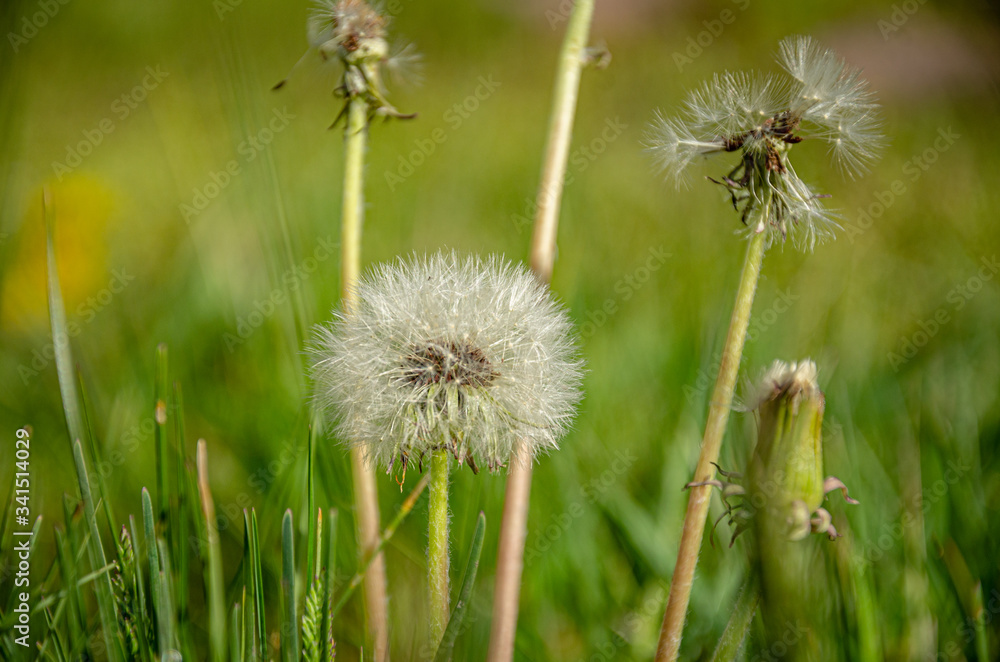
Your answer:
648,36 -> 883,249
312,252 -> 583,474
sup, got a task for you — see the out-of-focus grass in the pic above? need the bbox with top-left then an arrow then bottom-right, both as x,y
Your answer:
1,0 -> 999,659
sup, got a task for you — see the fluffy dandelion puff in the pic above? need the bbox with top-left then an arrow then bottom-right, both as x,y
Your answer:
647,35 -> 883,249
311,252 -> 584,474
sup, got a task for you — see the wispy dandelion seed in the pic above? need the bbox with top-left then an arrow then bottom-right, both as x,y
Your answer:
647,36 -> 884,250
311,252 -> 583,476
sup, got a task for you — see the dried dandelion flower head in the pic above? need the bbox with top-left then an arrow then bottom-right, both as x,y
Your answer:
309,0 -> 389,66
285,0 -> 419,121
648,36 -> 883,250
311,252 -> 583,475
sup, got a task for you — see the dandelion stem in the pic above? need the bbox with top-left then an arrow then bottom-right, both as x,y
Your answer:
490,1 -> 594,659
428,449 -> 450,645
341,92 -> 390,662
656,221 -> 768,662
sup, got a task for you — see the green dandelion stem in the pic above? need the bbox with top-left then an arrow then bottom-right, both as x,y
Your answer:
428,449 -> 451,645
656,204 -> 769,662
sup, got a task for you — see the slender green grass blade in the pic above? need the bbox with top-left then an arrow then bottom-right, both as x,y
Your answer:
52,526 -> 85,651
128,514 -> 150,648
77,368 -> 118,557
709,577 -> 759,662
972,581 -> 989,662
250,509 -> 266,655
71,439 -> 124,662
306,417 -> 318,599
231,602 -> 242,662
281,509 -> 299,662
157,539 -> 182,660
43,187 -> 84,447
197,440 -> 228,662
41,604 -> 70,662
141,488 -> 161,638
321,509 -> 338,661
434,512 -> 486,662
330,473 -> 430,621
154,343 -> 170,522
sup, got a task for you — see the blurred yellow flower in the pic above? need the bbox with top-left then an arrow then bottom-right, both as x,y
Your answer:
2,176 -> 115,333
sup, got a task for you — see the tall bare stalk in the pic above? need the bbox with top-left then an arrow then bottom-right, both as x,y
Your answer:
488,1 -> 596,659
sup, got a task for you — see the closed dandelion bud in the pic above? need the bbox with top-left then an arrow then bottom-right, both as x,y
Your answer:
311,251 -> 584,477
745,360 -> 858,661
748,360 -> 857,541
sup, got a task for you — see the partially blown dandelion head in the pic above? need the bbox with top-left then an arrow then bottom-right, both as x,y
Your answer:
304,0 -> 419,120
309,0 -> 388,66
311,252 -> 583,475
647,36 -> 883,249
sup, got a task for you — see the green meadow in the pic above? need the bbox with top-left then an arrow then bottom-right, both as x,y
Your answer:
1,0 -> 999,659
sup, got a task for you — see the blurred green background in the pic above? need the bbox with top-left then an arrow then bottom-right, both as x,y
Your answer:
2,0 -> 999,659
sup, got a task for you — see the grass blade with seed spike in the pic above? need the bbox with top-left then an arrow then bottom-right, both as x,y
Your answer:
197,440 -> 228,662
281,509 -> 299,662
434,512 -> 487,662
302,508 -> 325,662
71,439 -> 125,662
330,473 -> 430,621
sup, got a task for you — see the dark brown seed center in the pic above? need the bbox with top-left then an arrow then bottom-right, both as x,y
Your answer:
402,340 -> 498,389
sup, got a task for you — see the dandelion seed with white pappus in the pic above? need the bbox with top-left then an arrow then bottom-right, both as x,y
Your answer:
311,251 -> 584,477
647,36 -> 884,250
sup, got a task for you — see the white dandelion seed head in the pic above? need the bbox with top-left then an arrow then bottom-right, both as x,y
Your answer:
310,251 -> 584,474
